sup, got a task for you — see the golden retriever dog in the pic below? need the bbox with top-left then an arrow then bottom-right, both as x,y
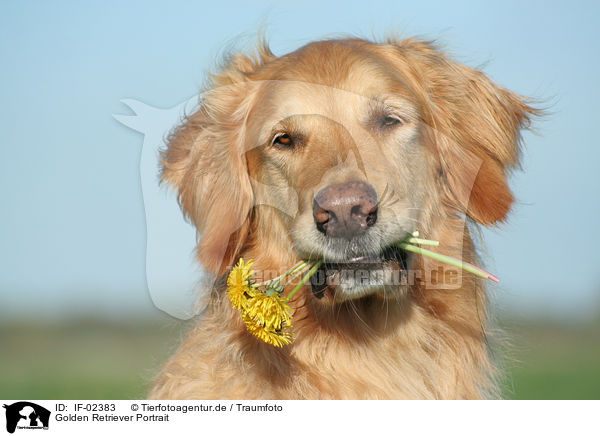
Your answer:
149,37 -> 536,399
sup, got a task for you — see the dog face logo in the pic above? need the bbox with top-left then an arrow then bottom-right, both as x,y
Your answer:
3,402 -> 50,433
115,85 -> 488,315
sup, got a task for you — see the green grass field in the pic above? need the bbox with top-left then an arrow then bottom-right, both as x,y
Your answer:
1,315 -> 598,399
500,318 -> 600,399
0,316 -> 185,400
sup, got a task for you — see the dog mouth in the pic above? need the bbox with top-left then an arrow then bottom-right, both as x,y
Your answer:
323,245 -> 408,269
309,245 -> 409,298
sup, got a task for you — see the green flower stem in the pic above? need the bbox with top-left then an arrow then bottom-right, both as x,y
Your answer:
281,263 -> 312,285
280,261 -> 309,279
397,242 -> 498,282
284,260 -> 324,302
405,237 -> 440,246
255,261 -> 308,287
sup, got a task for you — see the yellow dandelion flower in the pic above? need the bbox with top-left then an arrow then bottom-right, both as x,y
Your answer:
227,257 -> 320,347
227,258 -> 255,311
243,314 -> 293,347
245,292 -> 293,331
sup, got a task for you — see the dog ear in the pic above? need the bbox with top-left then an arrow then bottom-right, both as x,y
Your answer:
389,39 -> 538,224
161,45 -> 274,273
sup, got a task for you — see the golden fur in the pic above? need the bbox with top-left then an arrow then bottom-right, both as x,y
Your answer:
149,37 -> 537,399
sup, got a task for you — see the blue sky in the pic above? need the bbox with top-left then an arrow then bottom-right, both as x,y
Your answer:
1,0 -> 599,320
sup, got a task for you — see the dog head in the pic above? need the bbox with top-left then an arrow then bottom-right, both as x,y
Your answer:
162,38 -> 535,301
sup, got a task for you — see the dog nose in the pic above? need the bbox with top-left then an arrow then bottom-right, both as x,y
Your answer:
313,181 -> 378,239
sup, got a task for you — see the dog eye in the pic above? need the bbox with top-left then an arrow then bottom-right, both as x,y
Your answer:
380,115 -> 404,129
271,132 -> 294,148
